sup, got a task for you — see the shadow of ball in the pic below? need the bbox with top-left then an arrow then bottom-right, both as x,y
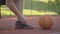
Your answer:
39,14 -> 54,30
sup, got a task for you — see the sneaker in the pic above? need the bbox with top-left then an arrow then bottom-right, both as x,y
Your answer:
15,21 -> 33,29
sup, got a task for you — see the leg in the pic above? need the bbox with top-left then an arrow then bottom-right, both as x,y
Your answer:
14,0 -> 33,29
6,0 -> 33,29
6,0 -> 26,24
14,0 -> 26,22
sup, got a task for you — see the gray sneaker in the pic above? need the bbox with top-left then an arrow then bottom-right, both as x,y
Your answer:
15,21 -> 33,29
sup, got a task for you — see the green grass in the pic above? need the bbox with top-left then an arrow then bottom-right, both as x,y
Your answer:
1,0 -> 60,16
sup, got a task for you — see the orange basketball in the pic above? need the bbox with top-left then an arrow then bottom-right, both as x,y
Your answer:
39,14 -> 54,30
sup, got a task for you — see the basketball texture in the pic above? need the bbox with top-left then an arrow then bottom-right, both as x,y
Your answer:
39,14 -> 54,30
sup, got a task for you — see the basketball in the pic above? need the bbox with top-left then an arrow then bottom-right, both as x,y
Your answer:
39,14 -> 54,30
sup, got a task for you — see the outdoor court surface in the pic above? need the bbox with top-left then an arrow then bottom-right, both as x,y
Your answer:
0,16 -> 60,34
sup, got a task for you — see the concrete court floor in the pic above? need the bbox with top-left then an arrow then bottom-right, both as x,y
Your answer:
0,16 -> 60,34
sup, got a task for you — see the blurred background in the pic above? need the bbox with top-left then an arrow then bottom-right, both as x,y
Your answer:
0,0 -> 60,17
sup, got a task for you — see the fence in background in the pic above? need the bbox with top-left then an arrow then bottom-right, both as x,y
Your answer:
0,0 -> 60,19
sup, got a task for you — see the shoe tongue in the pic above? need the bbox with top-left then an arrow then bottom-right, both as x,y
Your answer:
16,21 -> 26,26
16,21 -> 31,28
